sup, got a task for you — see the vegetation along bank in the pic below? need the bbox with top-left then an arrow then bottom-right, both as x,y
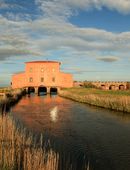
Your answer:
0,88 -> 25,113
59,87 -> 130,113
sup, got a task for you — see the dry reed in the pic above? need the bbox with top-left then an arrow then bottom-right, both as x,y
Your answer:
59,89 -> 130,113
0,115 -> 59,170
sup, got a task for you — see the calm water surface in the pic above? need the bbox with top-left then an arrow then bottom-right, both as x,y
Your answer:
11,94 -> 130,170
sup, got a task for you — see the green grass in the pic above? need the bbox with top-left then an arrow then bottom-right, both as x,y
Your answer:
63,87 -> 130,96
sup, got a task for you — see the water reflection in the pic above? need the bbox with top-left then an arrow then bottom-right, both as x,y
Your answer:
10,94 -> 130,170
50,106 -> 58,122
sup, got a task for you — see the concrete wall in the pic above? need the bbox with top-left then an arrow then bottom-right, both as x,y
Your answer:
12,61 -> 73,89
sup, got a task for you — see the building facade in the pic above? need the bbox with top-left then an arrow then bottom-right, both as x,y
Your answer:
12,61 -> 73,93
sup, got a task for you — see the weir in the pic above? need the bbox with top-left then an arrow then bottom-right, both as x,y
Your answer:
28,87 -> 35,94
25,86 -> 59,95
38,86 -> 47,95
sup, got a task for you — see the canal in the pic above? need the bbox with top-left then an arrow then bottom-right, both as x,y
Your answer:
9,94 -> 130,170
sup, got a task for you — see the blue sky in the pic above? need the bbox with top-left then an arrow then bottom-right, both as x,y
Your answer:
0,0 -> 130,86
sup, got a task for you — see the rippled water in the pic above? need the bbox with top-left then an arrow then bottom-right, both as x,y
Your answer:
10,94 -> 130,170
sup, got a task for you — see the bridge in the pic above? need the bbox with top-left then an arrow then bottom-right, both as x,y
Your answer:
24,86 -> 60,95
74,81 -> 130,90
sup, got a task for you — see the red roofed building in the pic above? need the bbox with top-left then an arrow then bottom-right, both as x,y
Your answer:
12,61 -> 73,93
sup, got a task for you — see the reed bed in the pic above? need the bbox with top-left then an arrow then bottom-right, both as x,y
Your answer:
0,115 -> 90,170
0,87 -> 11,93
0,88 -> 24,113
59,88 -> 130,113
0,115 -> 59,170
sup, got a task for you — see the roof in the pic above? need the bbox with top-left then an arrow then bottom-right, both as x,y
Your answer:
25,61 -> 61,64
12,71 -> 25,76
14,71 -> 24,75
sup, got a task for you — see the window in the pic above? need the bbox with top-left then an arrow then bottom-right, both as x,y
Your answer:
52,77 -> 55,82
52,68 -> 55,72
41,77 -> 44,82
30,68 -> 33,72
41,68 -> 44,72
29,77 -> 33,82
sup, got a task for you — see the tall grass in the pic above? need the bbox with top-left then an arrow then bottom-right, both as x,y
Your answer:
0,88 -> 24,112
0,87 -> 11,93
59,88 -> 130,113
0,114 -> 90,170
0,114 -> 59,170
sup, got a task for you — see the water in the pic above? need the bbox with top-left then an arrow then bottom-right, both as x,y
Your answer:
10,94 -> 130,170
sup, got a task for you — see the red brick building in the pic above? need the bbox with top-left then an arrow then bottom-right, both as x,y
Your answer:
12,61 -> 73,93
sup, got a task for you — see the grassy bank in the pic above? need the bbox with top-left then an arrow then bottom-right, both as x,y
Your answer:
59,88 -> 130,113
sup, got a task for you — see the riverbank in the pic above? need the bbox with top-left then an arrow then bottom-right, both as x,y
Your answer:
59,88 -> 130,113
0,88 -> 25,113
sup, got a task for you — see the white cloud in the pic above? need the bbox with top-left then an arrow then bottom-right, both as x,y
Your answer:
0,11 -> 130,63
29,18 -> 130,53
0,15 -> 42,61
1,0 -> 130,84
66,0 -> 130,14
35,0 -> 74,20
0,0 -> 130,60
35,0 -> 130,21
